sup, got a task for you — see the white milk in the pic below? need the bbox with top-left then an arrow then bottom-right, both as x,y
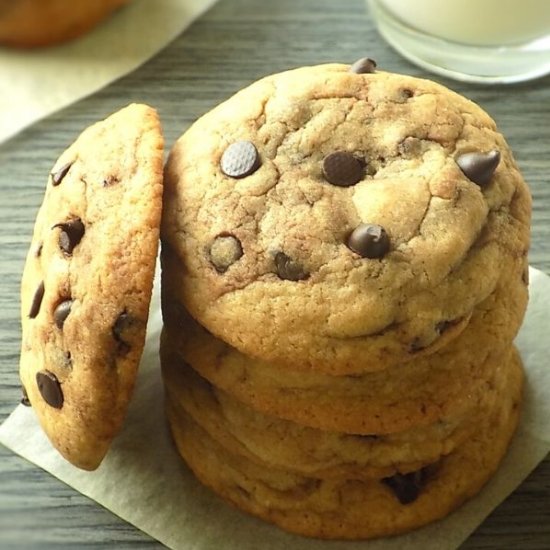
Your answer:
379,0 -> 550,46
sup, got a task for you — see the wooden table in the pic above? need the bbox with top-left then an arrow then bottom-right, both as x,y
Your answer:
1,0 -> 549,547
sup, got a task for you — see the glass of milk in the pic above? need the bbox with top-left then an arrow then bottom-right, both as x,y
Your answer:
367,0 -> 550,83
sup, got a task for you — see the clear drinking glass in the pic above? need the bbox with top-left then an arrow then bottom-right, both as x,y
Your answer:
368,0 -> 550,84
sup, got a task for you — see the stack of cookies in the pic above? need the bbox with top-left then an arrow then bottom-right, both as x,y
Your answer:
160,61 -> 531,539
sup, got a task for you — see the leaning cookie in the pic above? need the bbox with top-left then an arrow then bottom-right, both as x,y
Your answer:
19,104 -> 163,470
162,61 -> 531,373
0,0 -> 130,48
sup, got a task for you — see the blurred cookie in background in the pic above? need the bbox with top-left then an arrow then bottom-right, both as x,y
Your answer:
0,0 -> 131,48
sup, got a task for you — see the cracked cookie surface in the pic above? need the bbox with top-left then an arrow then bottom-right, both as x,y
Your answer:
19,104 -> 164,470
162,63 -> 531,373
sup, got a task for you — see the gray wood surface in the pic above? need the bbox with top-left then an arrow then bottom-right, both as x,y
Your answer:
1,0 -> 549,548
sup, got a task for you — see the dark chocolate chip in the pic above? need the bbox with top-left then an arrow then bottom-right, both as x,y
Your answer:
113,312 -> 132,339
456,150 -> 500,186
323,152 -> 364,187
51,162 -> 73,186
103,175 -> 120,187
275,252 -> 309,281
36,371 -> 63,409
349,57 -> 377,74
54,299 -> 73,329
21,386 -> 31,407
209,235 -> 243,273
35,242 -> 43,258
113,312 -> 134,354
29,281 -> 45,319
53,218 -> 85,254
400,88 -> 414,99
220,141 -> 261,178
347,224 -> 390,259
382,470 -> 425,505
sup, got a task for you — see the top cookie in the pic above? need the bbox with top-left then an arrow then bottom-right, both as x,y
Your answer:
162,62 -> 531,373
19,104 -> 163,470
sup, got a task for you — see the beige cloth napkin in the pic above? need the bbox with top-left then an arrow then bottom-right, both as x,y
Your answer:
1,266 -> 550,550
0,0 -> 218,145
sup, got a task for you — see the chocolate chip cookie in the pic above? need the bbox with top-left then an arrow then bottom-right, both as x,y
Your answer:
161,343 -> 516,480
165,346 -> 522,539
0,0 -> 131,48
162,62 -> 531,373
161,255 -> 527,434
19,103 -> 163,470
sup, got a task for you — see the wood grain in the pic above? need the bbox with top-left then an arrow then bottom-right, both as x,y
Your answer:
1,0 -> 549,547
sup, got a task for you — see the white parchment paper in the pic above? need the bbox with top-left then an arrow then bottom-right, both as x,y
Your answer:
1,267 -> 549,550
0,0 -> 218,145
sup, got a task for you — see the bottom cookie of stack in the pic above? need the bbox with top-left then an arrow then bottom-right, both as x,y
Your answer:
161,347 -> 523,540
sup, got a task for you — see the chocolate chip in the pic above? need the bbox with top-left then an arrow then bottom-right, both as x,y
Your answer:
323,152 -> 364,187
349,57 -> 377,74
220,141 -> 261,178
51,162 -> 73,186
35,242 -> 43,258
54,299 -> 73,329
103,175 -> 120,187
382,470 -> 426,505
21,386 -> 31,407
275,252 -> 309,281
113,312 -> 132,339
113,312 -> 134,354
36,371 -> 63,409
29,281 -> 45,319
209,235 -> 243,272
456,150 -> 500,186
53,218 -> 85,254
347,224 -> 390,259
